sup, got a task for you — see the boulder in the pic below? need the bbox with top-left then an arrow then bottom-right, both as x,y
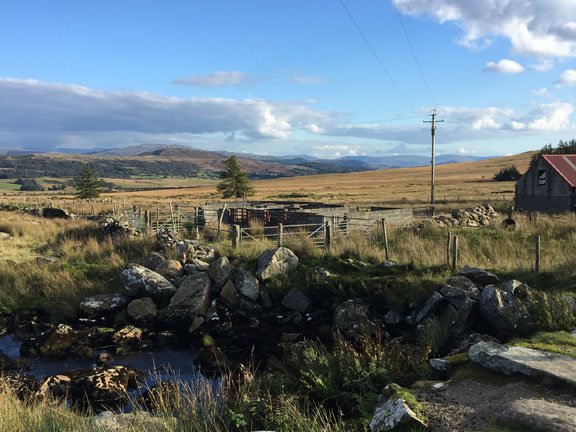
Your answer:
79,294 -> 129,318
191,258 -> 210,272
238,297 -> 264,314
469,341 -> 576,390
120,264 -> 177,300
479,285 -> 531,335
497,399 -> 576,432
257,247 -> 298,280
155,260 -> 184,279
0,232 -> 10,240
458,265 -> 500,286
94,410 -> 169,432
42,207 -> 71,219
208,256 -> 235,289
369,384 -> 426,431
177,241 -> 196,263
126,298 -> 157,323
220,280 -> 239,308
236,270 -> 260,301
64,365 -> 145,408
20,324 -> 93,360
0,353 -> 30,372
333,301 -> 379,341
415,292 -> 448,323
183,263 -> 199,277
135,252 -> 165,272
112,326 -> 143,348
281,288 -> 311,313
194,346 -> 230,378
166,273 -> 212,323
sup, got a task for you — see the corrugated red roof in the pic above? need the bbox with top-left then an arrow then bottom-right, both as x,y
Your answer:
542,154 -> 576,187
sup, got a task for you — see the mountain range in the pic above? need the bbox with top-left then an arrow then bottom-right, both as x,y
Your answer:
0,144 -> 494,180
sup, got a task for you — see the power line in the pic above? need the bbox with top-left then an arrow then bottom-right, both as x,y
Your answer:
338,0 -> 416,113
391,0 -> 437,109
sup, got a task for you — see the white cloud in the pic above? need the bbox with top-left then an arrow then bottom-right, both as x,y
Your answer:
172,71 -> 257,87
0,77 -> 341,149
290,75 -> 327,85
506,102 -> 574,131
532,87 -> 551,97
483,59 -> 524,74
530,58 -> 555,72
554,69 -> 576,87
395,0 -> 576,57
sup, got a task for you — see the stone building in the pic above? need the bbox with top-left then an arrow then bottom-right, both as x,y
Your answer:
515,154 -> 576,213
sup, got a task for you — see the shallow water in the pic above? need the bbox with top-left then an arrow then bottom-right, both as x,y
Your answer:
0,334 -> 217,404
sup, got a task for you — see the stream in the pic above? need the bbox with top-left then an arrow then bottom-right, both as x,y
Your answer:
0,334 -> 220,410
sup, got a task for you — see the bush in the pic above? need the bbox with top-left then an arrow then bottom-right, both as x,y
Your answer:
493,165 -> 522,181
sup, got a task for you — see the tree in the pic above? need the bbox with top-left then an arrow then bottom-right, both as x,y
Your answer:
493,165 -> 522,181
216,156 -> 254,199
75,165 -> 102,198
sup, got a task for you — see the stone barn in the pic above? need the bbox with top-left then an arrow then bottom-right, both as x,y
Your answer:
515,154 -> 576,213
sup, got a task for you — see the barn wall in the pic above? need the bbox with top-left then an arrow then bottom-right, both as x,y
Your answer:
515,157 -> 574,213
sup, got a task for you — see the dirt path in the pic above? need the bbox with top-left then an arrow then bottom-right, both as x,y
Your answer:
413,379 -> 576,432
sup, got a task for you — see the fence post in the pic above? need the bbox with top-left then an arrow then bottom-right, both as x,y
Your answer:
325,220 -> 332,250
381,218 -> 389,261
232,224 -> 241,249
278,223 -> 284,247
169,201 -> 176,231
156,205 -> 160,233
535,235 -> 541,273
451,235 -> 459,270
446,231 -> 452,267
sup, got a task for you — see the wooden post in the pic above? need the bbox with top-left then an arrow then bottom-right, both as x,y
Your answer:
325,220 -> 332,250
535,235 -> 541,273
446,231 -> 452,267
156,205 -> 160,233
278,223 -> 284,247
381,218 -> 389,261
451,235 -> 459,271
91,202 -> 95,216
169,201 -> 176,231
177,205 -> 181,233
216,204 -> 227,242
232,224 -> 241,249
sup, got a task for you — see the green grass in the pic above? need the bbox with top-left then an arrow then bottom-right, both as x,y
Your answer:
508,331 -> 576,358
0,180 -> 21,190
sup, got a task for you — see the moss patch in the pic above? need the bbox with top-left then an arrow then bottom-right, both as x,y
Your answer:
508,331 -> 576,358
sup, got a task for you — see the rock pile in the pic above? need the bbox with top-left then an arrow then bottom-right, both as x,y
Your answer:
100,217 -> 140,237
431,205 -> 498,228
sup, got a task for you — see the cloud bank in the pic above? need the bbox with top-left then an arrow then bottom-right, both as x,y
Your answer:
395,0 -> 576,57
483,59 -> 524,74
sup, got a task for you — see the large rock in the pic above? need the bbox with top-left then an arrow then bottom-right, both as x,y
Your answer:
208,257 -> 235,289
469,341 -> 576,390
369,384 -> 427,431
120,264 -> 177,300
257,247 -> 298,280
220,280 -> 239,308
235,270 -> 260,301
458,266 -> 500,286
497,399 -> 576,432
333,301 -> 379,341
479,285 -> 531,335
42,207 -> 71,219
63,365 -> 145,409
20,324 -> 93,360
282,288 -> 310,313
415,292 -> 448,323
127,298 -> 157,323
177,241 -> 197,263
166,273 -> 212,323
112,325 -> 143,348
79,294 -> 129,318
135,252 -> 165,272
155,260 -> 184,279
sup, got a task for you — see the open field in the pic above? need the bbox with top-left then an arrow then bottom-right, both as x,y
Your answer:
0,152 -> 532,210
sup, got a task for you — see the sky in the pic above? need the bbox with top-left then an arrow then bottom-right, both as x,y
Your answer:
2,0 -> 576,158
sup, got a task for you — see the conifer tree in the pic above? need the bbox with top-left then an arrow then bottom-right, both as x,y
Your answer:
75,165 -> 102,199
216,156 -> 254,199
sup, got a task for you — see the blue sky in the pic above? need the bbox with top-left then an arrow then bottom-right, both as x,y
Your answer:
2,0 -> 576,158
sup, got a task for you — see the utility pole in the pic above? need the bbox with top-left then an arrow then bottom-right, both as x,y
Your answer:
424,110 -> 444,207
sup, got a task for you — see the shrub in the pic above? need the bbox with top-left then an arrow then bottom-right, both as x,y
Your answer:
493,165 -> 522,181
